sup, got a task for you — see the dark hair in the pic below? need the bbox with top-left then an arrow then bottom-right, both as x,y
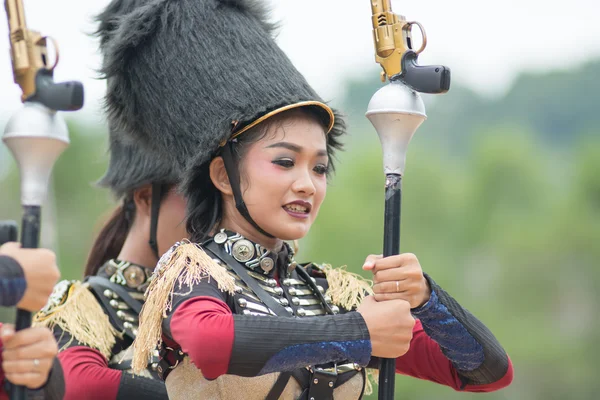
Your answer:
186,107 -> 335,243
84,184 -> 172,277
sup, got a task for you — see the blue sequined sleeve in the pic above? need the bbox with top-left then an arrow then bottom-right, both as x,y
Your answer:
411,288 -> 484,371
0,255 -> 27,307
411,274 -> 510,386
229,312 -> 372,377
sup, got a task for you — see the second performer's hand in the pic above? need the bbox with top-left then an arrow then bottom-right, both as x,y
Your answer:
0,242 -> 60,311
1,324 -> 58,389
362,253 -> 431,309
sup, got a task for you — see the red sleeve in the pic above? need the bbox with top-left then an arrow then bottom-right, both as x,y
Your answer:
396,319 -> 514,392
58,346 -> 121,400
0,325 -> 6,400
169,296 -> 234,379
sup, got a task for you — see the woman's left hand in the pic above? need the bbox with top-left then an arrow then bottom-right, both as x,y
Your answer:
363,253 -> 431,309
1,324 -> 58,389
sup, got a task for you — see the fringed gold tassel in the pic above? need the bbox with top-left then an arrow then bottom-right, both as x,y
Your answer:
33,281 -> 120,359
132,241 -> 236,374
364,368 -> 379,395
321,264 -> 374,310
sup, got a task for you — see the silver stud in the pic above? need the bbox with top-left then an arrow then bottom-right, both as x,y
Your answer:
266,278 -> 277,287
317,285 -> 325,293
328,381 -> 334,387
214,232 -> 228,244
232,239 -> 255,262
288,288 -> 297,296
238,298 -> 247,308
331,305 -> 340,314
103,289 -> 115,299
275,287 -> 284,295
292,297 -> 300,306
279,298 -> 289,306
297,308 -> 306,317
151,363 -> 158,370
313,378 -> 319,384
259,257 -> 274,273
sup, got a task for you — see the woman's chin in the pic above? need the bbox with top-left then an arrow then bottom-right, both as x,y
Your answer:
271,223 -> 311,242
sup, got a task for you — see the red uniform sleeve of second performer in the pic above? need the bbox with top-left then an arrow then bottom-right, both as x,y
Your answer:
0,325 -> 6,400
58,346 -> 121,400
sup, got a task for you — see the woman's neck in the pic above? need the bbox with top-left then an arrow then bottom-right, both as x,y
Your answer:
117,227 -> 158,270
218,219 -> 283,252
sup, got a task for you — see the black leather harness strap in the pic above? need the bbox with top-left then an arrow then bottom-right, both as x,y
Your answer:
204,242 -> 293,317
265,372 -> 293,400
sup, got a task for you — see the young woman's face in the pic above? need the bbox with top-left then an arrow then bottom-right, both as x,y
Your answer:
238,112 -> 328,241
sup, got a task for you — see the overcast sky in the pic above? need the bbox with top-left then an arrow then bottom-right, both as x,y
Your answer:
0,0 -> 599,126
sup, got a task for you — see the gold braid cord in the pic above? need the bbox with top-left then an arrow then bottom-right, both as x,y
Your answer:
132,240 -> 236,373
33,280 -> 120,359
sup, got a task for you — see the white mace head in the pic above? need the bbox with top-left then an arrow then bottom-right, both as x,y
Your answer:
366,80 -> 427,176
2,102 -> 70,206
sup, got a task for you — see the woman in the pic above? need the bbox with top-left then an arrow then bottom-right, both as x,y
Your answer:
30,0 -> 195,397
122,1 -> 514,399
32,141 -> 187,400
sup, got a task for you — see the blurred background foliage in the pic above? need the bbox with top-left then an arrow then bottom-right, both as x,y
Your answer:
1,60 -> 599,399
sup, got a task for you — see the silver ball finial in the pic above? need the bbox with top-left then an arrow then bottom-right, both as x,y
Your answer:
2,102 -> 70,206
365,80 -> 427,176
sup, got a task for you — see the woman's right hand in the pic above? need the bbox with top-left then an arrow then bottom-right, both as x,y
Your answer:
357,295 -> 415,358
0,242 -> 60,311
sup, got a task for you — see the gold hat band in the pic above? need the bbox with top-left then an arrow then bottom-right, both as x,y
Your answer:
221,101 -> 335,147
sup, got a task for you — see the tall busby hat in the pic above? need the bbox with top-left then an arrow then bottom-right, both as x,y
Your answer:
95,0 -> 185,257
96,124 -> 180,199
99,0 -> 346,237
100,0 -> 346,172
95,0 -> 183,197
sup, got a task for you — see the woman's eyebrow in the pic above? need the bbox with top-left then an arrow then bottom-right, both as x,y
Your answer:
266,142 -> 327,157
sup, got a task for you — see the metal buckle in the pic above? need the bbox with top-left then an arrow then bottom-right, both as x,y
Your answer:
308,363 -> 338,399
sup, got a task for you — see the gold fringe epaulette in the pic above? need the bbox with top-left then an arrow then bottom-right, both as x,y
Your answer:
33,280 -> 121,359
318,264 -> 374,311
132,240 -> 236,374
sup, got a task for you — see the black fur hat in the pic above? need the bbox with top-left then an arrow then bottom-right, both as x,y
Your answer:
95,0 -> 183,196
99,0 -> 346,174
96,124 -> 180,198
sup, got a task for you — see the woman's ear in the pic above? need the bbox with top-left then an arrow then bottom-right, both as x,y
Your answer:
210,156 -> 233,196
132,184 -> 153,218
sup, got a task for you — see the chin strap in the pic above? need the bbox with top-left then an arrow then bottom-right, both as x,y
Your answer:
221,141 -> 275,238
148,183 -> 162,259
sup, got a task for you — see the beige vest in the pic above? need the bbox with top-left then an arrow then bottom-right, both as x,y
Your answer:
165,357 -> 365,400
